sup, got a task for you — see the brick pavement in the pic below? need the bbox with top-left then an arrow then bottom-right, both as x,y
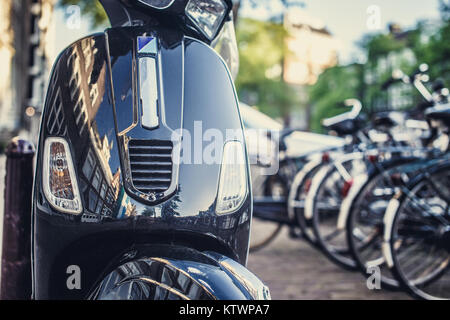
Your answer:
246,227 -> 411,300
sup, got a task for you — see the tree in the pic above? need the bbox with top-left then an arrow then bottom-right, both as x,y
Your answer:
235,18 -> 299,121
359,33 -> 407,62
357,1 -> 450,114
414,1 -> 450,86
308,64 -> 364,133
439,0 -> 450,21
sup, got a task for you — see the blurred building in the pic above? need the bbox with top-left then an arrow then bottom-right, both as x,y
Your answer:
282,7 -> 339,128
0,0 -> 56,145
283,7 -> 339,86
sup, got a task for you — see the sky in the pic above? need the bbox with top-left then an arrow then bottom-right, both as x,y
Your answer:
52,0 -> 443,64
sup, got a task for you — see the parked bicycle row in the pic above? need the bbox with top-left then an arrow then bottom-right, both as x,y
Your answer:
247,64 -> 450,300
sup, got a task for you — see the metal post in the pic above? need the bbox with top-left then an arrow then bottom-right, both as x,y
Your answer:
0,138 -> 35,300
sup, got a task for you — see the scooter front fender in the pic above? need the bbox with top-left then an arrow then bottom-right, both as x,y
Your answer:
89,246 -> 270,300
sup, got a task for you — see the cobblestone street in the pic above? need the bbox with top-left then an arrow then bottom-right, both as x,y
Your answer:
247,227 -> 411,300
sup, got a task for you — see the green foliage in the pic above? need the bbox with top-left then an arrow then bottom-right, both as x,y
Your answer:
235,19 -> 286,84
359,33 -> 407,62
417,23 -> 450,86
59,0 -> 108,28
439,0 -> 450,21
309,64 -> 363,132
235,18 -> 299,120
308,1 -> 450,132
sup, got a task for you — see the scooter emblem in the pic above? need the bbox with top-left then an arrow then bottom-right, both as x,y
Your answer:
137,36 -> 157,55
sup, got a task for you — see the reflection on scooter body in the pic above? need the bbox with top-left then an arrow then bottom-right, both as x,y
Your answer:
32,0 -> 269,300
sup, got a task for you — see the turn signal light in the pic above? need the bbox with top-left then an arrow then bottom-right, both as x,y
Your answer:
216,141 -> 247,214
43,137 -> 82,215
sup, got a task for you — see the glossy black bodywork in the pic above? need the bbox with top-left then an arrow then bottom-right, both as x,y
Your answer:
32,26 -> 253,299
89,245 -> 269,300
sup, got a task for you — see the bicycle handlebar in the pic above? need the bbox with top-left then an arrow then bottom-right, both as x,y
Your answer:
382,64 -> 437,104
322,99 -> 363,128
381,64 -> 429,90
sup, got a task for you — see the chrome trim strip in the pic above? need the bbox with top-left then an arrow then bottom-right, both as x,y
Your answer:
119,36 -> 184,204
139,57 -> 160,130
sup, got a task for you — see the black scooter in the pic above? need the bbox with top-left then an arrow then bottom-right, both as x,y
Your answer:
32,0 -> 269,300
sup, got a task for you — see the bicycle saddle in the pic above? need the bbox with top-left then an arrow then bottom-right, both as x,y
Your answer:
322,114 -> 365,136
372,111 -> 405,129
425,103 -> 450,126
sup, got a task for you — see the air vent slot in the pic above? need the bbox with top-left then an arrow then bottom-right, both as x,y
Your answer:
129,139 -> 173,194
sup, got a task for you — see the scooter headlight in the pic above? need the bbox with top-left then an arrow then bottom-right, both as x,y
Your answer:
43,137 -> 82,215
185,0 -> 228,41
216,141 -> 248,215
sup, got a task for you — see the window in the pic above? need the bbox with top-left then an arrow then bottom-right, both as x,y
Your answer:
106,190 -> 114,205
82,150 -> 95,180
89,189 -> 98,212
95,200 -> 103,214
69,78 -> 79,100
90,86 -> 98,105
79,113 -> 87,135
92,168 -> 101,191
100,182 -> 107,199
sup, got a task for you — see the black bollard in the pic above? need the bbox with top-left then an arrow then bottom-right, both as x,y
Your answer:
0,138 -> 35,300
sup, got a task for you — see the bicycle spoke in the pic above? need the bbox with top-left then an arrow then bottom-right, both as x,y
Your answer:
324,228 -> 344,242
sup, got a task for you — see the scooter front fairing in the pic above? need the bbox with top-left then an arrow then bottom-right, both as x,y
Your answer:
32,25 -> 263,299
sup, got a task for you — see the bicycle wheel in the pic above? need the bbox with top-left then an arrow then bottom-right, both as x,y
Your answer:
346,157 -> 423,289
288,159 -> 324,247
308,153 -> 369,270
347,170 -> 401,289
384,165 -> 450,299
249,175 -> 286,252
